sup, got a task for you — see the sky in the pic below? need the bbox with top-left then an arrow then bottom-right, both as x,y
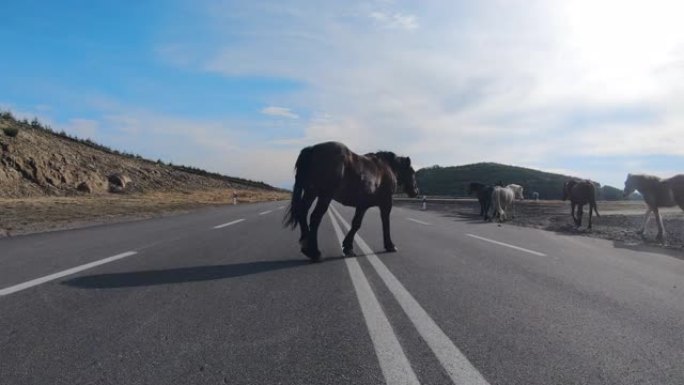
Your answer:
1,0 -> 683,189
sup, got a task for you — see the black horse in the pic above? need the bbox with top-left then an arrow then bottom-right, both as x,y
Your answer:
284,141 -> 419,261
563,180 -> 600,229
468,182 -> 494,220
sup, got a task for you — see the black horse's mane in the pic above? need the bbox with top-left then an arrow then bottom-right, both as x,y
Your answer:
366,151 -> 399,168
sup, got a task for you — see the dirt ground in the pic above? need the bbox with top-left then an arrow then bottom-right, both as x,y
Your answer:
0,189 -> 288,237
394,198 -> 684,252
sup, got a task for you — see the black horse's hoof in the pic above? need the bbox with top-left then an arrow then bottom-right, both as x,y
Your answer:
343,248 -> 356,257
301,248 -> 321,262
385,245 -> 398,253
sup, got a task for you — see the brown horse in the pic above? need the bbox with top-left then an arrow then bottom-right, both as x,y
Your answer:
563,180 -> 600,229
623,173 -> 684,241
284,141 -> 419,261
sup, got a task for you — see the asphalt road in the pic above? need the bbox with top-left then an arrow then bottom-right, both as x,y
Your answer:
1,200 -> 683,385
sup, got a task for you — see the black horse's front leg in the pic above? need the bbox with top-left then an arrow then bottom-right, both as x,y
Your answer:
342,207 -> 368,256
380,204 -> 397,252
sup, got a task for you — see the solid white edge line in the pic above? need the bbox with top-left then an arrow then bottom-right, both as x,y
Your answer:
466,234 -> 547,257
0,251 -> 138,296
212,218 -> 246,229
406,218 -> 431,226
328,211 -> 420,385
331,205 -> 490,385
259,210 -> 273,215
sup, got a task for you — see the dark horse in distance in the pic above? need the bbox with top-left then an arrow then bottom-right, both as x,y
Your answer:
284,141 -> 419,261
468,182 -> 494,220
562,180 -> 600,229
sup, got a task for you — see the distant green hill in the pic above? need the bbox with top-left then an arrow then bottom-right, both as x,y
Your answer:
416,162 -> 624,200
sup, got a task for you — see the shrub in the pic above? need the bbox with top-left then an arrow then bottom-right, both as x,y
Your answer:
2,126 -> 19,137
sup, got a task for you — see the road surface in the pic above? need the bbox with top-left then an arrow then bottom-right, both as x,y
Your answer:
1,201 -> 683,385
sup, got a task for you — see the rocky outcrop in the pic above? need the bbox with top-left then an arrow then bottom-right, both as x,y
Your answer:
76,181 -> 93,193
0,114 -> 279,198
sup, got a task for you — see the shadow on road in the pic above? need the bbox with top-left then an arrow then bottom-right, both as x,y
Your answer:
63,257 -> 346,289
611,240 -> 684,261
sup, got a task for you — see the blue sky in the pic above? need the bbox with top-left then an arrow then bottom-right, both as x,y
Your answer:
2,0 -> 683,188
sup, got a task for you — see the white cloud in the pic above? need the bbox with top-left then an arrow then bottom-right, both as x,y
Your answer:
63,0 -> 683,187
260,106 -> 300,119
369,11 -> 418,30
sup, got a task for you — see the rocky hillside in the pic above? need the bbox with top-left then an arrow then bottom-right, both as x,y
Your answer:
0,112 -> 280,198
417,163 -> 624,200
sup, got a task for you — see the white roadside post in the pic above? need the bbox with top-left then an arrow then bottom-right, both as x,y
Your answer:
421,195 -> 427,210
233,190 -> 238,205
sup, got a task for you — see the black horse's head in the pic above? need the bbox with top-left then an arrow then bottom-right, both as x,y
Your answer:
396,156 -> 419,198
562,180 -> 576,201
373,151 -> 419,198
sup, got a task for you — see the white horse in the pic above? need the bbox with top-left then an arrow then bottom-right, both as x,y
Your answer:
491,184 -> 524,222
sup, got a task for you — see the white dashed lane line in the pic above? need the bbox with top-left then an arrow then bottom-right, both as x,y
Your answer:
212,219 -> 246,229
0,251 -> 138,296
406,218 -> 431,225
466,233 -> 547,257
259,210 -> 273,216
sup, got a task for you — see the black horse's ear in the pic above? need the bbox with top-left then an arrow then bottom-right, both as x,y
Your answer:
406,157 -> 411,166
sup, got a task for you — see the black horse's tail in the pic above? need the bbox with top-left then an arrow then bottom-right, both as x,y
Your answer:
284,147 -> 313,229
592,200 -> 600,217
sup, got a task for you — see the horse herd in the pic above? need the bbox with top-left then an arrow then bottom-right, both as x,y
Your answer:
469,179 -> 600,228
470,175 -> 684,243
285,141 -> 684,261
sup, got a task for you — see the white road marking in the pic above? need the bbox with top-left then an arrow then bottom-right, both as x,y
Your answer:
259,210 -> 273,216
331,206 -> 490,385
0,251 -> 138,296
212,219 -> 245,229
277,206 -> 286,210
406,218 -> 431,226
466,234 -> 547,257
328,211 -> 420,385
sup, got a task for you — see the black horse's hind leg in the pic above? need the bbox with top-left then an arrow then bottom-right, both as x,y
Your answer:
570,202 -> 577,226
297,191 -> 316,248
576,204 -> 584,228
342,207 -> 368,256
654,208 -> 666,242
302,195 -> 332,261
380,204 -> 397,252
